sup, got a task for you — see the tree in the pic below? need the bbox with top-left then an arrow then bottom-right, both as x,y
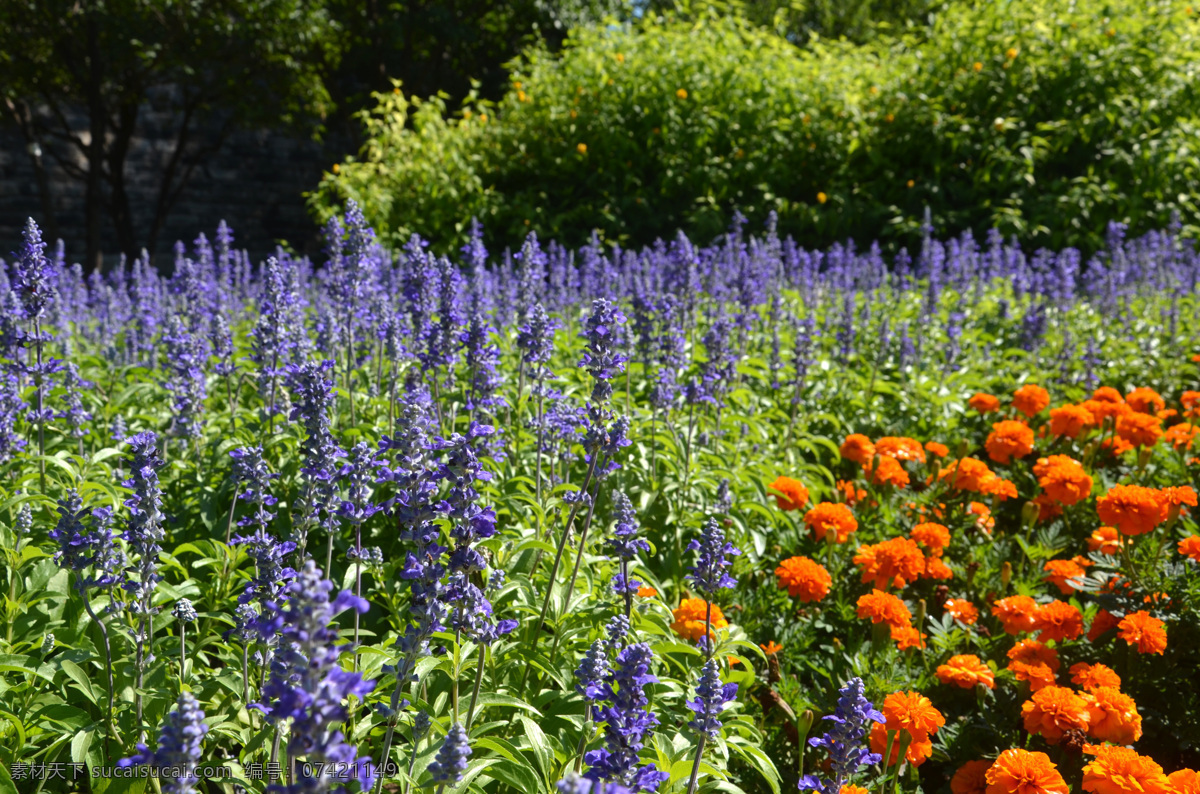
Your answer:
0,0 -> 339,269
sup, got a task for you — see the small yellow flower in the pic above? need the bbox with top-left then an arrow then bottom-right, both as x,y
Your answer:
331,163 -> 340,175
570,109 -> 577,119
1006,47 -> 1019,60
517,90 -> 528,103
973,61 -> 983,72
577,143 -> 587,154
524,219 -> 531,226
906,179 -> 914,188
885,113 -> 895,123
1106,27 -> 1115,36
514,81 -> 523,90
616,53 -> 625,63
869,86 -> 879,95
676,88 -> 688,100
480,114 -> 488,123
392,87 -> 400,95
817,192 -> 828,204
607,78 -> 614,86
802,114 -> 811,124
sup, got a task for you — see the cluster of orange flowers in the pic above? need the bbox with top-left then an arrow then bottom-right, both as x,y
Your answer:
774,556 -> 831,602
855,589 -> 926,649
936,654 -> 995,690
937,456 -> 1018,499
1098,483 -> 1197,535
953,746 -> 1199,794
670,598 -> 728,642
869,691 -> 945,767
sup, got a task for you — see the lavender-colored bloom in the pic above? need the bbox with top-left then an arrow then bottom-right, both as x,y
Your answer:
254,561 -> 375,794
797,677 -> 884,794
580,299 -> 628,404
232,527 -> 297,608
0,373 -> 26,461
461,311 -> 507,413
517,302 -> 559,371
110,415 -> 127,444
122,432 -> 165,616
11,218 -> 56,321
117,691 -> 208,794
576,639 -> 612,706
558,773 -> 634,794
427,723 -> 472,785
172,598 -> 197,623
686,518 -> 739,600
162,315 -> 207,440
230,445 -> 277,529
211,312 -> 234,376
49,490 -> 125,594
338,441 -> 383,527
687,659 -> 739,740
713,480 -> 732,515
14,504 -> 32,538
584,643 -> 669,792
61,363 -> 94,438
287,360 -> 344,552
607,492 -> 648,562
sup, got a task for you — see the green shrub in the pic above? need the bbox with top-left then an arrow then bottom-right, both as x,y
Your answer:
310,0 -> 1200,253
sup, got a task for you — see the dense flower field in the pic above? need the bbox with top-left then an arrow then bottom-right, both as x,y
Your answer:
2,207 -> 1200,794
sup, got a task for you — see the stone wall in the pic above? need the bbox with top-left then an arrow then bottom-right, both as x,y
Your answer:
0,104 -> 348,269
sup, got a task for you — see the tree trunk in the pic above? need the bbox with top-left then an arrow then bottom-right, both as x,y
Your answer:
107,100 -> 140,260
3,98 -> 59,242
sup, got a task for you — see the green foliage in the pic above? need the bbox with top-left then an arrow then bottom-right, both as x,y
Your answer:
312,0 -> 1200,254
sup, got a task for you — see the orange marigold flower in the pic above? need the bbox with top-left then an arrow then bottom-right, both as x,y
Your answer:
1097,484 -> 1166,536
774,556 -> 831,602
1021,685 -> 1090,744
1088,527 -> 1123,555
837,479 -> 867,506
944,598 -> 979,625
876,436 -> 927,463
856,589 -> 912,627
1092,386 -> 1124,404
759,641 -> 783,655
854,537 -> 927,589
925,441 -> 949,458
1033,494 -> 1063,523
1083,686 -> 1143,744
1014,384 -> 1051,417
804,502 -> 858,544
670,598 -> 728,642
768,475 -> 810,511
969,392 -> 1002,413
1043,559 -> 1087,595
1116,411 -> 1163,447
937,654 -> 995,689
1126,387 -> 1165,415
1117,611 -> 1167,655
1164,422 -> 1198,451
1033,455 -> 1093,506
993,595 -> 1040,635
923,556 -> 954,581
637,585 -> 659,597
985,749 -> 1068,794
840,787 -> 869,794
891,624 -> 927,650
1167,770 -> 1200,794
910,522 -> 951,556
1007,639 -> 1061,691
1160,485 -> 1198,521
939,457 -> 995,491
981,476 -> 1019,501
1049,403 -> 1096,438
1088,609 -> 1121,642
1070,662 -> 1121,691
869,691 -> 944,766
952,760 -> 993,794
1183,391 -> 1200,417
1033,600 -> 1084,643
1100,435 -> 1136,456
840,434 -> 876,466
869,456 -> 911,488
1178,535 -> 1200,561
987,420 -> 1035,465
968,501 -> 996,533
1082,744 -> 1170,794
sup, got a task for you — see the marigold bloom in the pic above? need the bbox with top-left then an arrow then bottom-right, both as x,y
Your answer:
969,392 -> 1001,413
1033,600 -> 1084,643
987,420 -> 1035,465
1168,770 -> 1200,794
840,434 -> 876,467
1164,422 -> 1198,451
1183,391 -> 1200,416
1033,455 -> 1093,506
952,760 -> 993,794
1159,485 -> 1198,520
981,476 -> 1019,501
1048,404 -> 1095,438
868,691 -> 945,767
993,595 -> 1040,635
1088,527 -> 1123,555
910,522 -> 951,555
1085,397 -> 1130,427
856,589 -> 912,627
985,749 -> 1069,794
1021,685 -> 1090,744
1083,686 -> 1143,743
876,436 -> 926,463
968,501 -> 995,532
892,624 -> 927,650
804,502 -> 858,544
1117,611 -> 1167,655
1100,435 -> 1135,456
774,556 -> 831,602
671,598 -> 729,642
1126,387 -> 1165,415
1179,535 -> 1200,561
837,479 -> 868,506
925,441 -> 949,458
940,457 -> 997,492
1082,744 -> 1171,794
1116,412 -> 1162,447
854,537 -> 927,589
1092,386 -> 1124,404
840,786 -> 869,794
937,654 -> 995,689
768,475 -> 810,511
1088,609 -> 1120,642
1033,494 -> 1063,523
1013,384 -> 1051,417
1043,559 -> 1087,595
923,556 -> 954,580
944,598 -> 978,625
1065,663 -> 1118,693
759,641 -> 782,655
869,456 -> 910,488
1007,639 -> 1061,691
637,585 -> 659,597
1097,484 -> 1166,536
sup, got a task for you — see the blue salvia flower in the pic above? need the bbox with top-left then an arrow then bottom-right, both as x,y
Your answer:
576,639 -> 612,708
338,441 -> 383,528
231,527 -> 296,608
229,445 -> 277,531
580,299 -> 628,404
14,504 -> 33,539
287,360 -> 344,554
608,492 -> 649,600
12,218 -> 56,322
162,315 -> 208,440
605,615 -> 630,649
687,660 -> 739,741
61,363 -> 94,439
172,598 -> 197,623
50,491 -> 125,596
797,677 -> 885,794
714,480 -> 732,516
117,691 -> 208,794
427,723 -> 472,785
211,312 -> 235,377
254,560 -> 376,794
461,311 -> 507,414
584,643 -> 669,791
250,257 -> 298,418
122,432 -> 166,619
0,373 -> 26,462
557,773 -> 634,794
687,518 -> 740,600
110,414 -> 128,444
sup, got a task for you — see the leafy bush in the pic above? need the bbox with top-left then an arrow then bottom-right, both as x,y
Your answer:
311,0 -> 1200,254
